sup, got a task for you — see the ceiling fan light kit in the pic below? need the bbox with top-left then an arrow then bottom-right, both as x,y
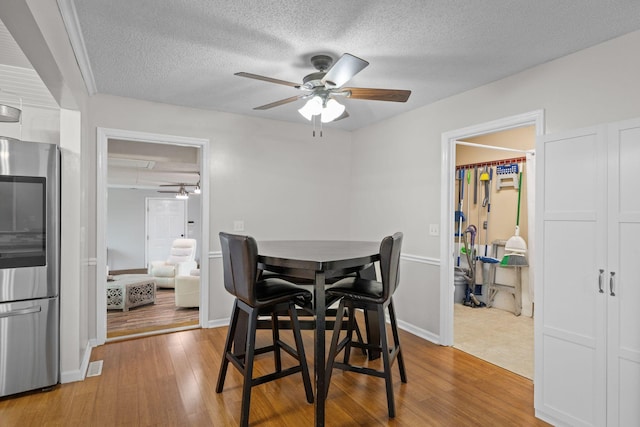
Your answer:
297,95 -> 346,123
235,52 -> 411,133
320,98 -> 346,123
157,181 -> 200,199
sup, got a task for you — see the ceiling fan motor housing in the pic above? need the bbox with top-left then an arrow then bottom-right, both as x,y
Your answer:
310,55 -> 333,71
302,71 -> 327,89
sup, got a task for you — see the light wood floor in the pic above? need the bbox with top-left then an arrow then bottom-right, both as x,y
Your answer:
0,325 -> 550,426
107,287 -> 199,338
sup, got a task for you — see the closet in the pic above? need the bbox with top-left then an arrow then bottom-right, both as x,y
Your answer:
535,117 -> 640,426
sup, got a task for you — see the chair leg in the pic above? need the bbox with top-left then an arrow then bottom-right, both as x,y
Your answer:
239,307 -> 259,427
289,302 -> 314,404
271,311 -> 282,373
216,300 -> 239,393
377,305 -> 396,418
326,300 -> 347,394
388,300 -> 407,383
353,312 -> 368,356
343,305 -> 356,365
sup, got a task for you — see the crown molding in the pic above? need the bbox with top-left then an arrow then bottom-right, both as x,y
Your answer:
57,0 -> 97,95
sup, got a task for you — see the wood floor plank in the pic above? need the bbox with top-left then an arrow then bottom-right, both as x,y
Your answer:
107,287 -> 199,338
0,326 -> 550,426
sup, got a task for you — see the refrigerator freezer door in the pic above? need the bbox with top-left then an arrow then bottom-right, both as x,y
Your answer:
0,297 -> 59,397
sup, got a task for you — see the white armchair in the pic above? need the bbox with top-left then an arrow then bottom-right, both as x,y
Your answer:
175,268 -> 200,308
148,238 -> 197,288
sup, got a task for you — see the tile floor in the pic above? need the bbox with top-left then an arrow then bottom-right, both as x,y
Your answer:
454,303 -> 534,379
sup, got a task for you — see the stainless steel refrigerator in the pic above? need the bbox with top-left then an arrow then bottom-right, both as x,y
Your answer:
0,137 -> 60,397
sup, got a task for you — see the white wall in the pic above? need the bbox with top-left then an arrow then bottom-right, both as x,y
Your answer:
350,29 -> 640,340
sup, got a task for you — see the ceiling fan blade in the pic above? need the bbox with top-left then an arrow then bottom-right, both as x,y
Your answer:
342,87 -> 411,102
254,95 -> 303,110
322,53 -> 369,88
235,72 -> 300,88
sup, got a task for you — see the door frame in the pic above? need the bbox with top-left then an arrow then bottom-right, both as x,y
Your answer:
439,110 -> 544,346
96,127 -> 210,345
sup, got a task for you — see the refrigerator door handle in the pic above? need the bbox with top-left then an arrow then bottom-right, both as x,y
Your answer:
0,305 -> 42,319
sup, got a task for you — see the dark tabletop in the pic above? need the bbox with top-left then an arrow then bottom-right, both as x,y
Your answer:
257,240 -> 380,272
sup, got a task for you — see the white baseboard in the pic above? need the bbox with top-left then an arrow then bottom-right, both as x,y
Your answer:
207,318 -> 230,329
397,319 -> 441,345
60,339 -> 95,383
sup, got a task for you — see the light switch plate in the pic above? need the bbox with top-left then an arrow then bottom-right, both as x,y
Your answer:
429,224 -> 440,236
233,220 -> 244,232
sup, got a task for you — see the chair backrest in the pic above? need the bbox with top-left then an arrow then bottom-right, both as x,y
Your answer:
379,232 -> 403,301
167,238 -> 197,264
219,232 -> 259,306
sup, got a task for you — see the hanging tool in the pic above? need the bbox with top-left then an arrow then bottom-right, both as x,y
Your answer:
484,167 -> 493,256
466,169 -> 471,227
473,166 -> 478,205
461,224 -> 484,307
496,163 -> 519,190
455,168 -> 466,266
477,167 -> 500,294
480,166 -> 490,207
479,167 -> 499,259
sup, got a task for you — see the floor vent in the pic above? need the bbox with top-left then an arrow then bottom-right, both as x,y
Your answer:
86,360 -> 103,377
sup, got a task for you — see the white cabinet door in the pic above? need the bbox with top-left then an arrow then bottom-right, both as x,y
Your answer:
535,126 -> 608,427
607,118 -> 640,427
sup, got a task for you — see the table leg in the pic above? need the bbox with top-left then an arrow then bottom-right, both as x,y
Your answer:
314,271 -> 326,427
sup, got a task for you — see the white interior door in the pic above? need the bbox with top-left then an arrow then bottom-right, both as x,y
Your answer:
607,118 -> 640,427
535,126 -> 607,427
146,198 -> 187,267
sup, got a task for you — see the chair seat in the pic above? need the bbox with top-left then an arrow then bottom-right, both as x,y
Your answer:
255,278 -> 312,307
327,277 -> 384,303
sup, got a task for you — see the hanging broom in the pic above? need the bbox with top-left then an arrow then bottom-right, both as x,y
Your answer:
501,171 -> 528,266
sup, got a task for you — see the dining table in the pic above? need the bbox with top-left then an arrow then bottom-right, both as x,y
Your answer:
256,239 -> 381,427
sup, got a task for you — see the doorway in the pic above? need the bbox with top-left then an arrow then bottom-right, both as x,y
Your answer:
452,127 -> 535,378
439,110 -> 544,374
96,128 -> 209,345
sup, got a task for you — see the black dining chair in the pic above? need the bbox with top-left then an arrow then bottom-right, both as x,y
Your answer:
325,232 -> 407,418
216,232 -> 314,427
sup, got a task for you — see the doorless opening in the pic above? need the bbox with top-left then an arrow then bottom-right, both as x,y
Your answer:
96,128 -> 209,345
439,110 -> 544,347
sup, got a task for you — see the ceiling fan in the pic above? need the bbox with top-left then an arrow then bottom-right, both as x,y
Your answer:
235,53 -> 411,123
157,183 -> 199,199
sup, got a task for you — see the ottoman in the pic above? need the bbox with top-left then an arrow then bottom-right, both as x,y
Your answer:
107,276 -> 157,311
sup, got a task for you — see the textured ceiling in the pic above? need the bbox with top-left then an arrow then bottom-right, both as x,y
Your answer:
65,0 -> 640,130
